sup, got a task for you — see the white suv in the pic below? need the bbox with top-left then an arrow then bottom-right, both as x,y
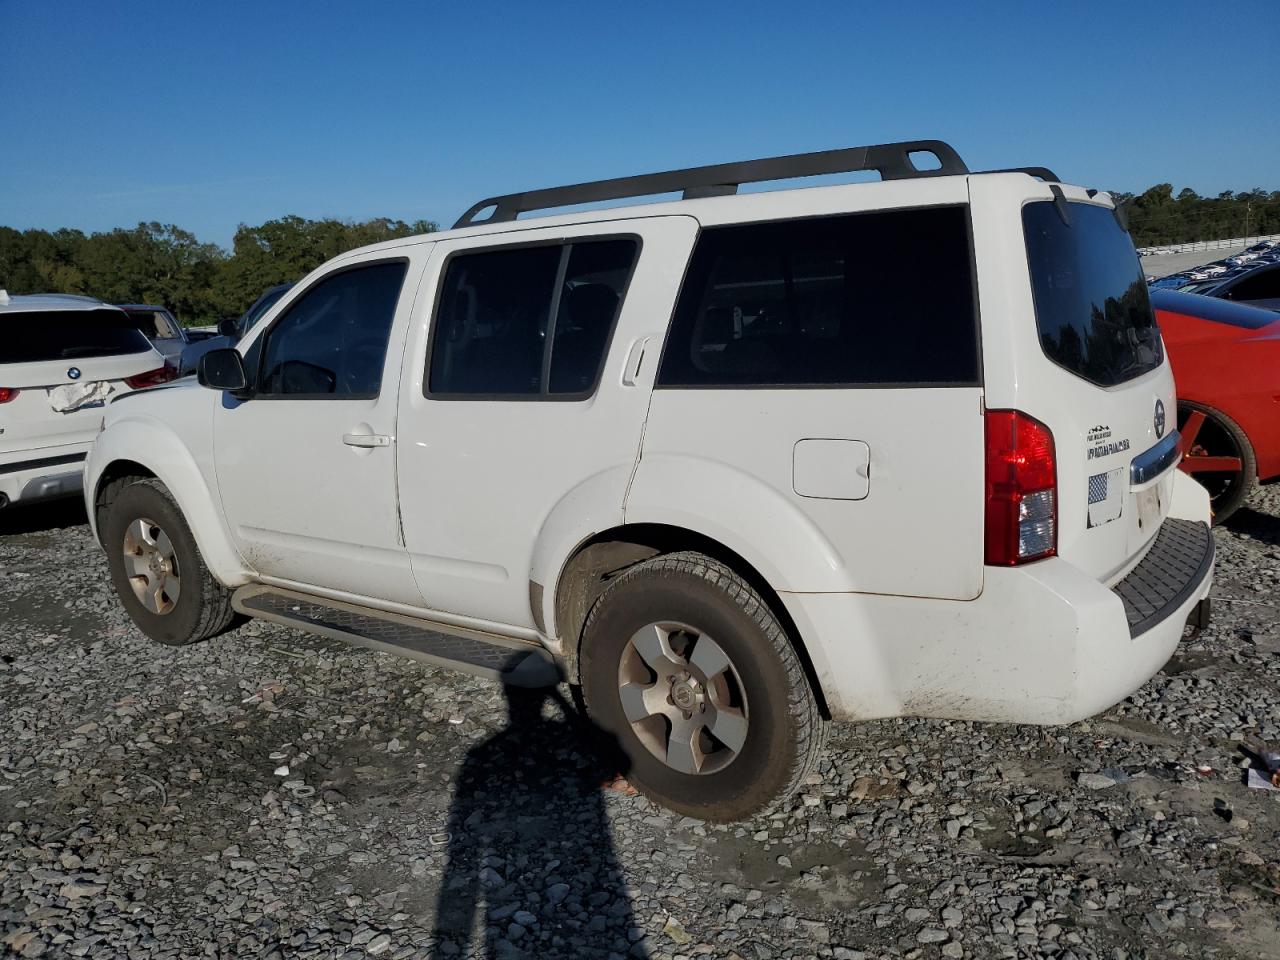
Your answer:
1,292 -> 173,510
85,141 -> 1214,820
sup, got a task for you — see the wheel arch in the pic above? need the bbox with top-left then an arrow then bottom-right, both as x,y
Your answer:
552,522 -> 832,719
88,419 -> 253,587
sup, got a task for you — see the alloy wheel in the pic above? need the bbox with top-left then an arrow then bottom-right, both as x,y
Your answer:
617,621 -> 749,775
122,517 -> 182,615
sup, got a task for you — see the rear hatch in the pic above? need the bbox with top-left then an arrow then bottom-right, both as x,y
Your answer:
972,177 -> 1178,585
1,308 -> 167,460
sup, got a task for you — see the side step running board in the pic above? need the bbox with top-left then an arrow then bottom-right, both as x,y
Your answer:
231,586 -> 561,688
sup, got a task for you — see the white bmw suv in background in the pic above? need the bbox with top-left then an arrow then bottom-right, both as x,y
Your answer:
85,140 -> 1214,821
1,292 -> 173,510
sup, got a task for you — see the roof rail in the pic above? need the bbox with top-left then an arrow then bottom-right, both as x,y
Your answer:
981,166 -> 1061,182
453,139 -> 969,228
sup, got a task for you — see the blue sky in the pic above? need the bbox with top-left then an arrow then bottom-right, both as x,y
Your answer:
3,0 -> 1277,249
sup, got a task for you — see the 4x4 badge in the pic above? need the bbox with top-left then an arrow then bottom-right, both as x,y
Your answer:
1154,399 -> 1166,439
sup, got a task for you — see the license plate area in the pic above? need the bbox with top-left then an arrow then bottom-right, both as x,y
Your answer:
1136,484 -> 1162,535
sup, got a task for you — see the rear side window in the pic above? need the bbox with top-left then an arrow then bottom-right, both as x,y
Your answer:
1023,201 -> 1162,387
428,238 -> 637,397
656,207 -> 979,387
126,309 -> 181,340
258,261 -> 407,397
2,309 -> 152,363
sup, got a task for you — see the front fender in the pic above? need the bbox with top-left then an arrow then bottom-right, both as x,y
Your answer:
624,453 -> 849,592
86,418 -> 254,587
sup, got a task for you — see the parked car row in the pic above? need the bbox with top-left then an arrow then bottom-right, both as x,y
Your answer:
1148,239 -> 1280,311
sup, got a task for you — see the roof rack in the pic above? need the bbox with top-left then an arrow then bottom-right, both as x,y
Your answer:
453,139 -> 969,228
981,166 -> 1060,182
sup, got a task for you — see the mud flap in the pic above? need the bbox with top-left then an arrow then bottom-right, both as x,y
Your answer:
1184,597 -> 1212,641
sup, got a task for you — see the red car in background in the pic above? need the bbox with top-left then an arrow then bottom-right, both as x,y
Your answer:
1152,288 -> 1280,521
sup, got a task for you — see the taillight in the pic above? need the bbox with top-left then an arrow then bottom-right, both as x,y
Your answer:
985,409 -> 1057,565
125,363 -> 177,390
0,388 -> 18,403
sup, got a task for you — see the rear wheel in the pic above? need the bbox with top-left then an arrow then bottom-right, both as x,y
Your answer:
103,478 -> 237,645
1177,401 -> 1256,523
579,551 -> 825,822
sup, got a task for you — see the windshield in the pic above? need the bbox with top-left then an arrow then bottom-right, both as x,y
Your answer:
1177,279 -> 1224,294
1023,201 -> 1163,387
2,309 -> 153,363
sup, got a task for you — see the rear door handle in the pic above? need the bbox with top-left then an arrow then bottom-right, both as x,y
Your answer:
622,336 -> 652,387
343,433 -> 391,448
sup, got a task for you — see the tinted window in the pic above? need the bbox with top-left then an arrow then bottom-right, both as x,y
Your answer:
1228,266 -> 1280,301
656,207 -> 978,387
3,309 -> 152,363
1023,201 -> 1162,387
258,262 -> 406,396
429,239 -> 636,396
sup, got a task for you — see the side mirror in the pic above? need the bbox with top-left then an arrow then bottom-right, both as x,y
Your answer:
217,316 -> 240,338
198,348 -> 250,394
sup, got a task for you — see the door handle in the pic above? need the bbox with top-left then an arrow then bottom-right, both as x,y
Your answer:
622,336 -> 652,387
343,433 -> 391,448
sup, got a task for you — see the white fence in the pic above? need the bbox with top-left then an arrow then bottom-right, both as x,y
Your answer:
1139,233 -> 1280,257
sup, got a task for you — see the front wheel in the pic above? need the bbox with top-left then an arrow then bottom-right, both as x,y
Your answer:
103,478 -> 237,645
579,551 -> 825,822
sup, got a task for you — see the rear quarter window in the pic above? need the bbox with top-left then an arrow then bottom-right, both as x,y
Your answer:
2,310 -> 153,363
656,206 -> 979,388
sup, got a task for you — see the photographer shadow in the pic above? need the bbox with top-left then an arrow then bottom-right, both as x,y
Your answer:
432,677 -> 641,959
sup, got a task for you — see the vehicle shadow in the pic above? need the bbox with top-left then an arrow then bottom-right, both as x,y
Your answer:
1225,503 -> 1280,548
431,678 -> 639,959
0,496 -> 88,536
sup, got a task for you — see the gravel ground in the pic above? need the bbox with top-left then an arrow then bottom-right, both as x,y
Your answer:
2,489 -> 1279,960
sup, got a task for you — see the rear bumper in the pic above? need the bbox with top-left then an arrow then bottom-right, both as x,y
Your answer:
781,514 -> 1214,726
0,445 -> 90,508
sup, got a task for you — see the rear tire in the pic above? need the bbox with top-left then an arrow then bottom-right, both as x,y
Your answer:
1177,401 -> 1256,523
579,551 -> 825,822
103,478 -> 237,645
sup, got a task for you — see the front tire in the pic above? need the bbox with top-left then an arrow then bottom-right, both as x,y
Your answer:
103,478 -> 237,645
579,551 -> 825,822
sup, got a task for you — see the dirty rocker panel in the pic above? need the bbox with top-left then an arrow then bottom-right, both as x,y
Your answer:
1111,519 -> 1213,638
232,586 -> 560,687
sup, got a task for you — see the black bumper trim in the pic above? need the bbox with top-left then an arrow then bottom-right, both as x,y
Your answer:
0,452 -> 87,476
1113,518 -> 1213,638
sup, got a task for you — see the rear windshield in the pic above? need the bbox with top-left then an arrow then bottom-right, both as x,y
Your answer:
1023,201 -> 1163,386
2,309 -> 153,363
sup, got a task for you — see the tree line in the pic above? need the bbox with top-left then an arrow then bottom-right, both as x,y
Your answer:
1,185 -> 1277,323
0,216 -> 438,325
1113,185 -> 1280,248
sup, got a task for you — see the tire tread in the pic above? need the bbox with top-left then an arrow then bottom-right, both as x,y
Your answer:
582,550 -> 825,818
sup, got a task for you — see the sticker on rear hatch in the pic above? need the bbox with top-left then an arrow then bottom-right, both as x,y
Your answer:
1087,467 -> 1124,528
1086,424 -> 1130,461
